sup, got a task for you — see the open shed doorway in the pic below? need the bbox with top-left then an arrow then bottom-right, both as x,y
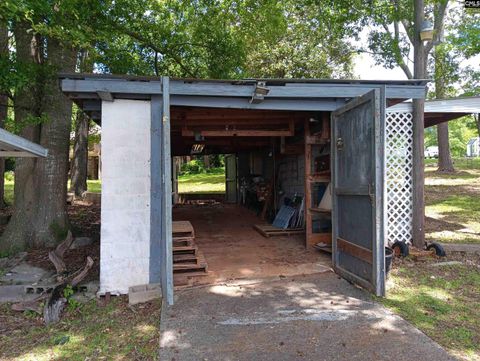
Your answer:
170,107 -> 333,288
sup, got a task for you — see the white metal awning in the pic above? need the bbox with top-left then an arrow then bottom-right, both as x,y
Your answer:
388,96 -> 480,127
0,128 -> 48,158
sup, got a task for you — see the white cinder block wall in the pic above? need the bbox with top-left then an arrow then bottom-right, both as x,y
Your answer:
100,100 -> 151,294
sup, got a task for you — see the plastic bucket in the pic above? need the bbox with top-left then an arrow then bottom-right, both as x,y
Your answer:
385,247 -> 394,276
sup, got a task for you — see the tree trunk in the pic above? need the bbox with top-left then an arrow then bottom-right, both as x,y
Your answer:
70,112 -> 89,197
0,23 -> 77,253
0,22 -> 8,208
436,122 -> 454,172
411,0 -> 427,248
434,28 -> 454,173
474,113 -> 480,138
203,155 -> 210,169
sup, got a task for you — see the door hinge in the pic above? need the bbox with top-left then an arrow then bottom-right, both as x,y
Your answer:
368,184 -> 375,203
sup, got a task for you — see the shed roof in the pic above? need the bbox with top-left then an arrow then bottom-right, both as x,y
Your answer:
0,128 -> 48,158
59,73 -> 428,124
388,96 -> 480,127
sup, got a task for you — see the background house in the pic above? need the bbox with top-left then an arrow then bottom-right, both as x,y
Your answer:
467,137 -> 480,157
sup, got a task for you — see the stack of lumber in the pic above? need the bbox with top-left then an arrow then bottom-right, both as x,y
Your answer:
172,221 -> 208,286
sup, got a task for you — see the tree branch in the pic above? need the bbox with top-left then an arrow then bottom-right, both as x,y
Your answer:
425,0 -> 449,55
110,23 -> 196,77
401,19 -> 414,44
380,21 -> 413,79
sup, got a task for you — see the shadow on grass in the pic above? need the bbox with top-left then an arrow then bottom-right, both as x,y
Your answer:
0,297 -> 160,361
382,263 -> 480,358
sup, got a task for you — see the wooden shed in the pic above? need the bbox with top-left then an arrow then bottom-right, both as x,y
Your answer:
61,74 -> 429,305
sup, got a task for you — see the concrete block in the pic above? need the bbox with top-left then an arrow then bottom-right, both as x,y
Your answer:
84,192 -> 101,204
71,237 -> 94,249
1,264 -> 54,285
128,283 -> 161,305
0,285 -> 39,303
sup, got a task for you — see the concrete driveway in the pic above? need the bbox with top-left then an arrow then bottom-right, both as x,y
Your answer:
160,272 -> 455,361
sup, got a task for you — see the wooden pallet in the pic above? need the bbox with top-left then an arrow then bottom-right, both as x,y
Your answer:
173,250 -> 208,273
173,244 -> 198,254
253,224 -> 305,238
172,221 -> 208,285
173,221 -> 195,239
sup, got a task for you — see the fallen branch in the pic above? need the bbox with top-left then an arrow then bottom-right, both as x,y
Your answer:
12,230 -> 94,325
48,230 -> 74,276
43,256 -> 94,325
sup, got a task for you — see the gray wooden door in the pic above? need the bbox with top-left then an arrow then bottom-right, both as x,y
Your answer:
331,89 -> 386,296
225,154 -> 237,203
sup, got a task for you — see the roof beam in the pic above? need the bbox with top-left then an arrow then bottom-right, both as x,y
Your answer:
97,91 -> 113,102
61,78 -> 426,100
181,129 -> 294,137
170,96 -> 344,111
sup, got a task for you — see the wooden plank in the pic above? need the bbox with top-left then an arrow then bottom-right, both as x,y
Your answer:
173,263 -> 207,272
304,119 -> 312,248
181,129 -> 294,137
253,224 -> 304,238
171,96 -> 343,111
337,238 -> 372,265
97,91 -> 113,102
62,78 -> 426,100
173,245 -> 197,252
173,254 -> 198,263
309,207 -> 331,214
305,135 -> 329,145
172,221 -> 195,237
307,233 -> 332,247
160,76 -> 173,305
150,95 -> 162,284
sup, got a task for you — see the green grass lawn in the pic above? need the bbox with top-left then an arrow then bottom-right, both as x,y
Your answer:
0,297 -> 160,361
383,259 -> 480,361
178,168 -> 225,194
386,157 -> 480,361
3,176 -> 101,205
425,158 -> 480,244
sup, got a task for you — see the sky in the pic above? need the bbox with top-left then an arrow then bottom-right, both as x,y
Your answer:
354,52 -> 408,80
353,3 -> 480,82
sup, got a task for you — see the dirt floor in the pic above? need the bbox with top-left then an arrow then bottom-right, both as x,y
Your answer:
173,204 -> 331,285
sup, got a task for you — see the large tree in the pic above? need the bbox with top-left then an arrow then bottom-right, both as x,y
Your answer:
0,21 -> 7,208
0,20 -> 76,253
70,50 -> 93,197
0,0 -> 96,252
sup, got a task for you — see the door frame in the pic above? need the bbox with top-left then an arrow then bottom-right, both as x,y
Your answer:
225,153 -> 238,203
151,77 -> 174,305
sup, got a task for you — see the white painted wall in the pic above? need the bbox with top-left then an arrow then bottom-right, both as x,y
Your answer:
100,99 -> 151,294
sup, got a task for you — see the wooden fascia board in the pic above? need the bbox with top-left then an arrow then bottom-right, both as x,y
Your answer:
62,78 -> 425,100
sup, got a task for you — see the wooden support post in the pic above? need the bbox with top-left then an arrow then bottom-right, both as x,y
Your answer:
412,99 -> 425,248
304,119 -> 312,248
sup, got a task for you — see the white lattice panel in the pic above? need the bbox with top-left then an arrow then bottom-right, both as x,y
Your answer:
385,112 -> 413,245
